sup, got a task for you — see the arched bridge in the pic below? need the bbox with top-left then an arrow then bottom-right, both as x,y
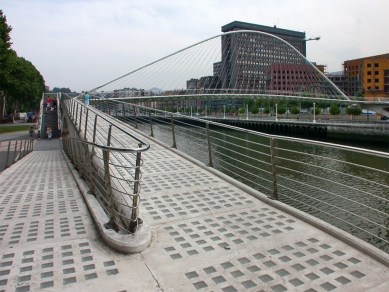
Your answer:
83,30 -> 388,117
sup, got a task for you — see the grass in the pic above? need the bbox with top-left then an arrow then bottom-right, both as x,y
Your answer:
0,125 -> 35,134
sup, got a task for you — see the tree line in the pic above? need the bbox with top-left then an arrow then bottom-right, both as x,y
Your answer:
0,10 -> 46,122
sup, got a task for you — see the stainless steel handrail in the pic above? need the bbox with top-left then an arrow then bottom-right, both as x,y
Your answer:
90,97 -> 389,253
0,139 -> 34,171
60,94 -> 150,234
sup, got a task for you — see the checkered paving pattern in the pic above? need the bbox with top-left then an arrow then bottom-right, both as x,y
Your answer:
0,149 -> 155,292
1,135 -> 389,291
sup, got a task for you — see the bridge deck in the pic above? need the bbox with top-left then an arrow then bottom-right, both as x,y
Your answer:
0,136 -> 388,291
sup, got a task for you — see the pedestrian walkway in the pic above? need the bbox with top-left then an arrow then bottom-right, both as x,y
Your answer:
1,136 -> 389,291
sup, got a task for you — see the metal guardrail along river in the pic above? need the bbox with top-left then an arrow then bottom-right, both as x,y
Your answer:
0,139 -> 34,171
90,97 -> 389,253
60,93 -> 150,234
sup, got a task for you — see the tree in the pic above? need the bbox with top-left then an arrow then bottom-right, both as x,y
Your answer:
52,87 -> 71,93
329,104 -> 341,118
0,10 -> 45,121
0,10 -> 13,120
277,105 -> 287,116
244,98 -> 254,110
311,107 -> 321,115
251,105 -> 259,115
291,106 -> 300,117
239,107 -> 245,114
346,107 -> 362,120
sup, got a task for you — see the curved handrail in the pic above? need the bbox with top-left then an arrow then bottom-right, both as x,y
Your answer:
68,97 -> 150,151
64,136 -> 149,153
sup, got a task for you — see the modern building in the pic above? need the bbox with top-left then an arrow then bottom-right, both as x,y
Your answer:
221,21 -> 307,56
326,71 -> 348,95
343,53 -> 389,100
186,21 -> 324,111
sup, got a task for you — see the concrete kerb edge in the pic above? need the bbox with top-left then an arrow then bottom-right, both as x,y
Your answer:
60,148 -> 152,254
123,123 -> 389,268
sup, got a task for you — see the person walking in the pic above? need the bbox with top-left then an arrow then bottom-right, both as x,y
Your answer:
84,92 -> 90,106
47,126 -> 52,140
45,96 -> 51,113
29,127 -> 35,138
84,92 -> 90,113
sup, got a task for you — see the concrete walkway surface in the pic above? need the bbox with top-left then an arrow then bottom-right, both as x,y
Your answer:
0,137 -> 389,291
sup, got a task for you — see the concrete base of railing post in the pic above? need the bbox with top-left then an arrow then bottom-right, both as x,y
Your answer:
62,149 -> 152,253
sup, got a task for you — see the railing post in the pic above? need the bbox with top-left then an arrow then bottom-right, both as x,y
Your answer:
5,141 -> 11,168
123,103 -> 127,121
134,106 -> 138,129
79,106 -> 83,133
149,112 -> 154,137
22,140 -> 26,158
115,103 -> 118,118
268,138 -> 278,200
83,110 -> 89,140
129,143 -> 143,233
88,115 -> 98,195
206,123 -> 213,167
71,98 -> 74,115
19,141 -> 23,159
13,140 -> 19,163
75,103 -> 79,125
171,114 -> 177,148
103,125 -> 117,231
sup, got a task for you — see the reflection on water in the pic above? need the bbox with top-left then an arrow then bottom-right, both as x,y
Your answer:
136,119 -> 389,253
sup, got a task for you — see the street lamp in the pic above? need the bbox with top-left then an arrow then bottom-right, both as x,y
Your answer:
275,103 -> 278,122
313,102 -> 316,123
246,104 -> 248,120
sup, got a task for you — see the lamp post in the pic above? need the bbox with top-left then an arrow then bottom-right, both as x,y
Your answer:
275,103 -> 278,122
205,106 -> 207,118
191,106 -> 192,117
313,102 -> 316,123
223,105 -> 226,119
246,104 -> 248,120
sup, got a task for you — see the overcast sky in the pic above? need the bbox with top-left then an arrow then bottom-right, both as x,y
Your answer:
2,0 -> 389,93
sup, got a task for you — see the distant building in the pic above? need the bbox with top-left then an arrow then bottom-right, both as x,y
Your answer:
326,71 -> 348,95
343,53 -> 389,100
221,21 -> 306,56
219,21 -> 307,94
187,21 -> 313,110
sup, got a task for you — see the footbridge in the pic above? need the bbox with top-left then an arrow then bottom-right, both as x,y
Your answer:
88,30 -> 388,118
1,30 -> 389,291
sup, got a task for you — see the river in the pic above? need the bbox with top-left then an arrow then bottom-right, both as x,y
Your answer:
132,116 -> 389,253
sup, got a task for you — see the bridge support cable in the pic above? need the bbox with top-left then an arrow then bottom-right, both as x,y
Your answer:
84,30 -> 351,107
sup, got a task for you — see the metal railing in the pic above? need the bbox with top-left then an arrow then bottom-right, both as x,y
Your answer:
60,94 -> 150,234
90,97 -> 389,253
189,114 -> 389,125
0,139 -> 34,171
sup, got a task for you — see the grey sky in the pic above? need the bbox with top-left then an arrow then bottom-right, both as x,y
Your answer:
2,0 -> 388,93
